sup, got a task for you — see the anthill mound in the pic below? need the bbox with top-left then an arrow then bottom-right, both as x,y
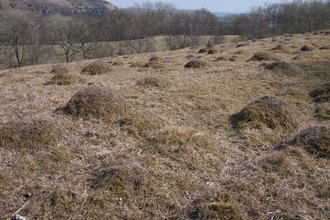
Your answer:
271,44 -> 290,53
230,96 -> 298,130
197,48 -> 208,54
213,57 -> 227,61
50,65 -> 69,74
229,57 -> 238,62
112,61 -> 124,66
64,85 -> 130,122
208,49 -> 217,54
289,126 -> 330,157
0,116 -> 62,150
263,61 -> 296,75
248,52 -> 277,61
149,56 -> 162,62
143,61 -> 165,69
184,60 -> 207,68
236,43 -> 249,48
82,60 -> 110,75
135,75 -> 170,88
320,46 -> 330,50
45,73 -> 87,85
185,55 -> 195,59
310,82 -> 330,103
130,62 -> 144,67
300,45 -> 315,51
115,113 -> 163,137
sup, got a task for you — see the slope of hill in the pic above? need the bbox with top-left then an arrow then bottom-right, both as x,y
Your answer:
0,0 -> 117,13
0,32 -> 329,219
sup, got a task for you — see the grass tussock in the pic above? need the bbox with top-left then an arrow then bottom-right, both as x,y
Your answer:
271,44 -> 291,53
236,43 -> 249,48
64,85 -> 131,122
230,96 -> 299,130
143,61 -> 165,69
263,61 -> 297,75
130,62 -> 144,67
45,73 -> 87,85
49,65 -> 69,74
0,116 -> 62,150
213,56 -> 227,61
197,48 -> 208,54
185,55 -> 195,59
301,45 -> 316,51
208,48 -> 217,54
310,82 -> 330,102
82,60 -> 111,75
112,61 -> 124,66
319,45 -> 330,50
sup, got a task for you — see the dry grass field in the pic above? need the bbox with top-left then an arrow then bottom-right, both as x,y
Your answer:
0,32 -> 329,219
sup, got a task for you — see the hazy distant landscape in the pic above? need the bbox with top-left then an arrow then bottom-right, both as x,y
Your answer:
0,0 -> 329,219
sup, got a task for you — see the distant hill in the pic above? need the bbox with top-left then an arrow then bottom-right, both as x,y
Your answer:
0,0 -> 117,18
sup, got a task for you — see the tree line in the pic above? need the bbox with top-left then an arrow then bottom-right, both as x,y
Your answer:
0,0 -> 330,69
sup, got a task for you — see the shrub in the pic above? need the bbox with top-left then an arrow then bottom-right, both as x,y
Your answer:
130,62 -> 144,67
45,73 -> 87,85
300,45 -> 315,51
82,60 -> 111,75
230,95 -> 298,130
184,60 -> 207,68
208,49 -> 217,54
248,52 -> 277,61
310,83 -> 330,103
50,65 -> 69,74
64,85 -> 131,122
0,116 -> 62,150
289,126 -> 330,157
135,75 -> 170,88
197,48 -> 208,54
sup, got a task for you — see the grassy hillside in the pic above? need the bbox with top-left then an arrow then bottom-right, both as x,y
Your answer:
0,31 -> 329,219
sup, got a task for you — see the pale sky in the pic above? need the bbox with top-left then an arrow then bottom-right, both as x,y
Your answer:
106,0 -> 284,13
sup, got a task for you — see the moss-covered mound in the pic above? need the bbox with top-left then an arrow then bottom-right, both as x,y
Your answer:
130,62 -> 144,67
289,126 -> 330,157
50,66 -> 69,74
82,60 -> 110,75
184,60 -> 207,68
249,52 -> 277,61
197,48 -> 208,54
208,49 -> 217,54
310,82 -> 330,103
0,116 -> 62,150
135,75 -> 170,88
230,96 -> 298,130
64,85 -> 130,122
320,46 -> 330,50
236,43 -> 249,48
45,73 -> 87,85
213,56 -> 227,61
301,45 -> 315,51
112,61 -> 124,66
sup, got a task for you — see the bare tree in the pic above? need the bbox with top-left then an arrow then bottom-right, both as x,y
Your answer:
48,14 -> 78,63
265,3 -> 283,34
0,10 -> 30,67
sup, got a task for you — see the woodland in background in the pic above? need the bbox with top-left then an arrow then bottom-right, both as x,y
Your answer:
0,0 -> 330,69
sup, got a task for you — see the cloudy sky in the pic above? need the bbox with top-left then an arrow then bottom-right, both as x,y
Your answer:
106,0 -> 284,13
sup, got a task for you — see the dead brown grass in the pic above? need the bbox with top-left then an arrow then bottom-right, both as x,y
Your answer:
50,65 -> 69,74
81,60 -> 111,75
184,60 -> 207,68
248,52 -> 278,61
45,73 -> 87,85
135,75 -> 171,88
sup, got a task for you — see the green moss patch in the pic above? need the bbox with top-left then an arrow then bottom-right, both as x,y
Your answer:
45,73 -> 87,85
82,60 -> 111,75
0,116 -> 62,150
64,85 -> 131,122
230,96 -> 298,130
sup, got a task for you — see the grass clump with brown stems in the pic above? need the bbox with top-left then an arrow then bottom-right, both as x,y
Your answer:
248,52 -> 278,61
49,65 -> 69,74
208,48 -> 217,54
301,44 -> 316,51
263,61 -> 297,75
81,60 -> 111,75
130,62 -> 144,67
0,116 -> 62,150
270,44 -> 291,53
112,61 -> 124,66
230,96 -> 299,130
197,48 -> 208,53
45,73 -> 87,85
310,82 -> 330,103
64,85 -> 131,122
